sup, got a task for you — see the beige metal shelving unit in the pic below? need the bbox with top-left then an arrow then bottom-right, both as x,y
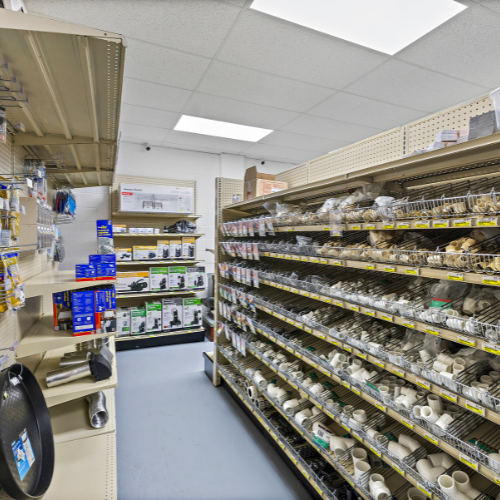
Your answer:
214,93 -> 500,499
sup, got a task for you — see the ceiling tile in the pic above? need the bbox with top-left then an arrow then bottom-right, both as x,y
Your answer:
282,115 -> 383,142
198,61 -> 335,112
120,104 -> 180,130
243,143 -> 318,163
217,9 -> 388,89
26,0 -> 240,58
308,92 -> 427,130
259,131 -> 349,153
121,78 -> 192,112
345,59 -> 488,112
396,5 -> 500,89
165,130 -> 252,154
119,123 -> 170,143
183,92 -> 300,130
125,39 -> 211,90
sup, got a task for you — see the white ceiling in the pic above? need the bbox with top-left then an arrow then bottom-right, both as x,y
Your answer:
25,0 -> 499,165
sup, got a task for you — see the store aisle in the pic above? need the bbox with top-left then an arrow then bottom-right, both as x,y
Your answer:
115,341 -> 313,500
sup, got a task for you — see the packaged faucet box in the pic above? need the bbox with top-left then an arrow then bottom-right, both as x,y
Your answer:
162,298 -> 183,331
187,266 -> 205,289
116,271 -> 150,293
94,287 -> 117,334
146,301 -> 162,332
170,239 -> 182,260
182,237 -> 196,260
53,291 -> 72,330
116,307 -> 131,337
115,248 -> 132,261
112,224 -> 127,234
150,267 -> 170,291
71,290 -> 96,336
132,246 -> 158,260
131,307 -> 146,335
157,240 -> 170,260
168,266 -> 186,290
183,297 -> 202,329
96,220 -> 114,254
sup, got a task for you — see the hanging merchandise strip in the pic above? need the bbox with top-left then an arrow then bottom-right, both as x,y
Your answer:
216,314 -> 500,484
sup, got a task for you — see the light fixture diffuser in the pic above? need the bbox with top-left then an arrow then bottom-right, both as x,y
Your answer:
174,115 -> 272,142
250,0 -> 466,55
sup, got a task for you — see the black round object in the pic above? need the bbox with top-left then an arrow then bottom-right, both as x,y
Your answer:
0,364 -> 54,499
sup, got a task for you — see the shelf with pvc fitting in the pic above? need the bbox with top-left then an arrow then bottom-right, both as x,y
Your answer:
252,301 -> 500,427
116,289 -> 203,299
253,277 -> 495,356
218,346 -> 440,499
218,321 -> 500,483
225,216 -> 500,236
217,355 -> 371,499
114,233 -> 204,237
34,336 -> 118,408
257,251 -> 500,289
217,367 -> 355,500
111,212 -> 202,218
116,260 -> 202,266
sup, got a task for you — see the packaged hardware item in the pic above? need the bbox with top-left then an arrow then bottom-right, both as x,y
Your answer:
96,263 -> 116,280
72,290 -> 95,336
116,307 -> 131,337
94,287 -> 116,333
137,228 -> 154,234
53,291 -> 72,330
116,271 -> 150,293
118,183 -> 194,214
112,224 -> 127,234
162,298 -> 183,331
96,220 -> 114,254
150,267 -> 169,291
131,307 -> 146,335
89,254 -> 116,265
187,266 -> 205,289
183,297 -> 202,328
182,237 -> 196,260
75,264 -> 96,281
157,240 -> 170,260
146,301 -> 162,332
115,248 -> 132,261
129,228 -> 138,234
170,239 -> 182,259
168,266 -> 186,290
133,246 -> 158,260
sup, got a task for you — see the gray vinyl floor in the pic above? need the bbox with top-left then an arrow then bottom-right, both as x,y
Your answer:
115,340 -> 313,500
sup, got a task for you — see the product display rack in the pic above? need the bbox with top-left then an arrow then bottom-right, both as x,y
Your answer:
214,96 -> 500,500
111,175 -> 205,349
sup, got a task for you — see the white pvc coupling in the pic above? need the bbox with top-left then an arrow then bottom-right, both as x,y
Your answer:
421,406 -> 439,424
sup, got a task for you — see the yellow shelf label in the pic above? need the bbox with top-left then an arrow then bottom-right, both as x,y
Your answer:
301,256 -> 309,262
459,454 -> 478,471
454,219 -> 471,227
458,336 -> 475,347
417,484 -> 432,498
380,314 -> 393,322
342,423 -> 350,431
465,400 -> 485,416
365,310 -> 375,317
293,256 -> 300,261
483,276 -> 500,286
357,352 -> 367,359
334,301 -> 343,307
352,225 -> 361,230
416,378 -> 431,391
392,368 -> 405,378
342,381 -> 350,390
433,221 -> 449,228
384,266 -> 396,273
350,305 -> 360,312
332,260 -> 343,266
371,447 -> 381,457
343,345 -> 352,353
310,258 -> 319,263
483,342 -> 500,356
352,387 -> 361,396
311,294 -> 319,300
424,327 -> 439,336
323,298 -> 332,304
320,259 -> 328,265
424,433 -> 438,446
374,361 -> 385,369
304,326 -> 312,333
383,224 -> 395,229
365,225 -> 376,230
375,403 -> 386,412
440,389 -> 457,403
415,221 -> 430,229
318,334 -> 326,339
447,272 -> 464,281
365,264 -> 375,270
402,322 -> 416,329
405,267 -> 419,275
393,465 -> 405,477
478,218 -> 497,227
401,418 -> 413,430
352,431 -> 362,441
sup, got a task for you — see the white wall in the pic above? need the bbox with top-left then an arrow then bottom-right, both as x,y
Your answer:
59,143 -> 294,274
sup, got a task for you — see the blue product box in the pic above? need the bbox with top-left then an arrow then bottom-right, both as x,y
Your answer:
53,291 -> 72,330
94,286 -> 117,333
96,220 -> 114,255
75,264 -> 96,281
71,290 -> 95,336
96,263 -> 117,279
89,254 -> 116,265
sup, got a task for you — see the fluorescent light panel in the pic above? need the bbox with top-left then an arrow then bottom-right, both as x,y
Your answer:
250,0 -> 466,55
174,115 -> 272,142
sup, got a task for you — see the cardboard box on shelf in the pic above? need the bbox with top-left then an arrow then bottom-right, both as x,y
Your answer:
162,298 -> 183,331
243,166 -> 288,201
182,237 -> 196,260
170,239 -> 182,260
116,271 -> 150,293
168,266 -> 186,290
117,308 -> 131,337
150,267 -> 169,291
94,287 -> 116,334
145,301 -> 162,332
187,266 -> 205,289
183,297 -> 202,329
157,240 -> 170,260
131,307 -> 146,335
72,290 -> 96,336
132,246 -> 158,260
115,248 -> 132,261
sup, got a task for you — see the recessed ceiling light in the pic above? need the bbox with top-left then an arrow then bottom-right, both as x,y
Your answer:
174,115 -> 272,142
250,0 -> 466,55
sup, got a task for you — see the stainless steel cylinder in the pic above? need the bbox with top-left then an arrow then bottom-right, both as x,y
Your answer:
59,352 -> 92,367
86,391 -> 109,428
46,361 -> 92,387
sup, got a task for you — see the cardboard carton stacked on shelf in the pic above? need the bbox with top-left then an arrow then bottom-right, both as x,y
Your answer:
243,166 -> 288,201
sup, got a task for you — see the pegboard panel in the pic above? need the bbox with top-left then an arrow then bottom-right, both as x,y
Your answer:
111,174 -> 196,215
407,94 -> 494,154
308,127 -> 404,183
276,163 -> 309,188
217,178 -> 243,209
